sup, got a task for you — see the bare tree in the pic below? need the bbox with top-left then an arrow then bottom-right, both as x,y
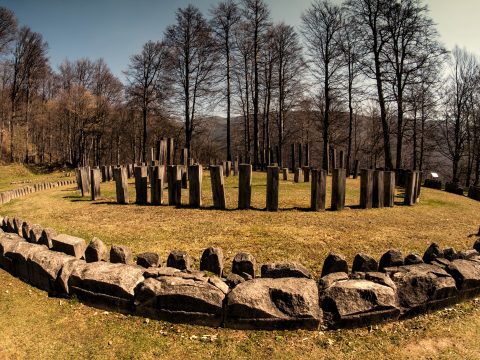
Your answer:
302,0 -> 344,171
125,40 -> 168,162
165,5 -> 218,156
272,23 -> 304,167
382,0 -> 445,169
241,0 -> 270,170
9,26 -> 48,162
346,0 -> 393,169
0,7 -> 16,55
210,0 -> 241,162
439,47 -> 479,184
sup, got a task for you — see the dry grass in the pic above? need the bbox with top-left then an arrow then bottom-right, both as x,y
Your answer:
1,164 -> 480,359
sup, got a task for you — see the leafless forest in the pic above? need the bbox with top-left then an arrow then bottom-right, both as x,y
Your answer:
0,0 -> 479,186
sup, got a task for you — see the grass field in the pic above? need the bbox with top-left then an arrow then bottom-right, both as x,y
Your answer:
1,164 -> 480,359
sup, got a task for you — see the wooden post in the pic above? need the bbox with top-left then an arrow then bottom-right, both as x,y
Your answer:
234,157 -> 239,176
304,143 -> 310,166
79,167 -> 90,197
294,168 -> 303,183
151,165 -> 164,205
266,166 -> 279,211
311,169 -> 326,211
114,167 -> 129,204
282,168 -> 289,181
238,164 -> 252,210
134,165 -> 148,205
167,165 -> 182,206
189,164 -> 202,208
415,171 -> 422,203
181,165 -> 188,189
158,139 -> 167,166
404,170 -> 416,206
360,169 -> 373,209
297,143 -> 302,170
101,166 -> 107,182
90,168 -> 101,201
302,166 -> 310,182
384,171 -> 395,207
372,170 -> 384,208
353,160 -> 360,179
331,168 -> 346,211
290,144 -> 295,172
339,150 -> 345,169
166,138 -> 174,165
210,165 -> 226,209
225,161 -> 232,177
332,147 -> 338,170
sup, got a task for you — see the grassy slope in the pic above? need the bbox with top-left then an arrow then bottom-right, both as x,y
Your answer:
0,164 -> 480,359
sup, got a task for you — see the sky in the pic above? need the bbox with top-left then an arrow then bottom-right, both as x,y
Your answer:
2,0 -> 480,82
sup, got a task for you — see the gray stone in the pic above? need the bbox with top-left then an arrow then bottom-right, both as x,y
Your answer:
225,273 -> 245,288
200,247 -> 223,276
4,241 -> 48,281
51,234 -> 86,259
458,249 -> 480,260
446,259 -> 480,292
134,276 -> 225,327
166,250 -> 191,270
85,237 -> 107,263
386,263 -> 458,312
136,252 -> 161,268
225,278 -> 322,330
474,239 -> 480,253
404,253 -> 423,265
143,267 -> 181,278
232,252 -> 256,279
110,244 -> 133,265
260,262 -> 311,279
0,233 -> 25,272
443,247 -> 458,261
352,253 -> 378,273
379,249 -> 404,271
39,228 -> 57,248
28,248 -> 78,294
321,253 -> 348,277
21,221 -> 32,241
423,243 -> 443,264
208,276 -> 229,294
321,278 -> 399,328
68,262 -> 145,311
318,272 -> 349,290
13,217 -> 23,236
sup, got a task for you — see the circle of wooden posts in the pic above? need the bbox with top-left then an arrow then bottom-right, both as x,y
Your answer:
79,161 -> 422,212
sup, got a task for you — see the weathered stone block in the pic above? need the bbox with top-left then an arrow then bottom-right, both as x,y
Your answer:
85,237 -> 107,263
225,278 -> 321,330
110,244 -> 133,265
260,262 -> 311,279
379,249 -> 404,271
136,252 -> 161,268
167,250 -> 191,271
232,252 -> 256,279
135,276 -> 225,327
200,247 -> 223,276
68,262 -> 145,311
352,253 -> 378,273
321,253 -> 348,277
51,234 -> 86,259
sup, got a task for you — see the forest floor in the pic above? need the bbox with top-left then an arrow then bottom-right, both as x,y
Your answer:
0,164 -> 479,359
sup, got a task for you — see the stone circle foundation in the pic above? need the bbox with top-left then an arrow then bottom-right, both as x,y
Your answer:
1,212 -> 480,331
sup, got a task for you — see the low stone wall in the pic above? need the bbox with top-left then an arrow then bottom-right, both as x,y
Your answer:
1,214 -> 480,331
0,180 -> 76,205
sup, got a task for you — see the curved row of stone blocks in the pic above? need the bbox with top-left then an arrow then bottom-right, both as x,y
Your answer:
0,179 -> 76,205
1,213 -> 480,330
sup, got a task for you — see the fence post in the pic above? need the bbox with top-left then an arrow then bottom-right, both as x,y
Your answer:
238,164 -> 252,210
331,168 -> 346,210
266,166 -> 279,211
311,169 -> 326,211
